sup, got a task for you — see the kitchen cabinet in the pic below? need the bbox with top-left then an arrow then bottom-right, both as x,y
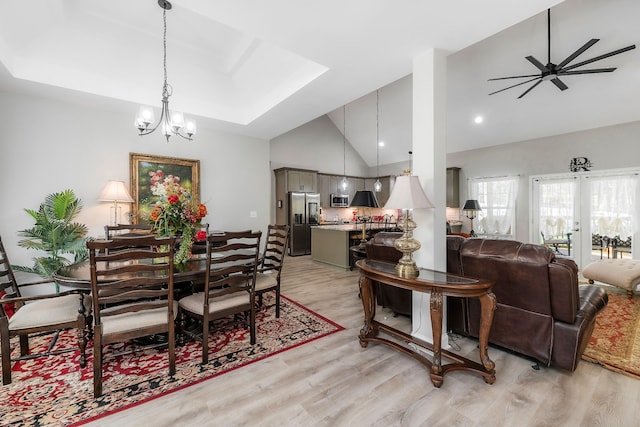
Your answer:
317,174 -> 331,207
365,176 -> 392,206
274,168 -> 318,226
446,167 -> 461,208
330,175 -> 349,196
349,178 -> 365,201
275,168 -> 318,193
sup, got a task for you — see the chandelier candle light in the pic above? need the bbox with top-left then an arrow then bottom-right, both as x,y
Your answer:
98,180 -> 134,226
384,172 -> 434,278
135,0 -> 196,142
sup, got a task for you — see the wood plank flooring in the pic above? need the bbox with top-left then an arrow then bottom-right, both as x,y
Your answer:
86,255 -> 640,427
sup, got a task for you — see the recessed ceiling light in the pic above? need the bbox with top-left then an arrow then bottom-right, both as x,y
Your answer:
378,141 -> 385,147
474,116 -> 484,124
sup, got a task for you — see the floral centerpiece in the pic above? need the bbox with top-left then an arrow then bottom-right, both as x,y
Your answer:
145,171 -> 207,264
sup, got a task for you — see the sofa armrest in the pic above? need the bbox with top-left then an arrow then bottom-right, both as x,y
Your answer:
548,257 -> 580,323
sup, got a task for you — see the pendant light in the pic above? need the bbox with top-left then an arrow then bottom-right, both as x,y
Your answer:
340,105 -> 349,192
374,90 -> 382,193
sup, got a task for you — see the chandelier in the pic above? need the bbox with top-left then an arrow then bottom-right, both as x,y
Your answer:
135,0 -> 196,142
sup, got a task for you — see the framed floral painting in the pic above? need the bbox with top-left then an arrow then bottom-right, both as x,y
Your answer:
129,153 -> 200,224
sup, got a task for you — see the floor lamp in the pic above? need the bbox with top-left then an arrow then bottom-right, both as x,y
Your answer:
98,180 -> 134,226
384,174 -> 434,278
463,199 -> 482,237
350,190 -> 379,247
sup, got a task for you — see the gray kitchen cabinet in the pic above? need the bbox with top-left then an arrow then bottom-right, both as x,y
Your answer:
365,176 -> 392,206
317,173 -> 331,207
275,168 -> 318,193
446,167 -> 461,208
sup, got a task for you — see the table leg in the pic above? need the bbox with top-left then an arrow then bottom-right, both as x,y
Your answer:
478,291 -> 497,379
429,289 -> 443,387
359,275 -> 376,347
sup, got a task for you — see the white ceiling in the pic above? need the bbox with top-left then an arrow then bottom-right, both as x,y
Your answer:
2,0 -> 637,167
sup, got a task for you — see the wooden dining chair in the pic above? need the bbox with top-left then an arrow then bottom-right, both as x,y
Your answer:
104,223 -> 154,239
178,230 -> 262,364
87,235 -> 176,398
255,224 -> 289,318
0,235 -> 90,385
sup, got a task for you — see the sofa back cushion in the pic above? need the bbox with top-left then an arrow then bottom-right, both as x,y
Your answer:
365,232 -> 403,263
460,238 -> 555,314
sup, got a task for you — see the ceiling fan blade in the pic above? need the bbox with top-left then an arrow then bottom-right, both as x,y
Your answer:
562,44 -> 636,72
556,39 -> 599,68
526,56 -> 549,72
517,80 -> 543,98
488,73 -> 541,81
551,78 -> 568,91
488,77 -> 540,96
559,67 -> 616,75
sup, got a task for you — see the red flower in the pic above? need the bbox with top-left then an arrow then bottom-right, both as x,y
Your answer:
167,194 -> 179,204
150,205 -> 163,221
196,230 -> 207,241
198,204 -> 207,218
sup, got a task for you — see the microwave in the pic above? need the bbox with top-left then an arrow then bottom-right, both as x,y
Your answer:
330,193 -> 349,207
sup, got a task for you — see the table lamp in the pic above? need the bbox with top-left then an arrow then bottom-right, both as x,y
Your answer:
98,180 -> 134,226
463,199 -> 482,237
384,173 -> 434,278
350,190 -> 379,247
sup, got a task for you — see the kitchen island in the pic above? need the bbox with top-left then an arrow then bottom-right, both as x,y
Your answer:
311,223 -> 397,270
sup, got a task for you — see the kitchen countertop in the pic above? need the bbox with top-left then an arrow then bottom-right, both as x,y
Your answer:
313,223 -> 397,231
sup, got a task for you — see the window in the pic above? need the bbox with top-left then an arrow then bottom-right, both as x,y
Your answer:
469,176 -> 519,238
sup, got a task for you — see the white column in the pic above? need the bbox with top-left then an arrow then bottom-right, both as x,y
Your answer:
411,49 -> 448,347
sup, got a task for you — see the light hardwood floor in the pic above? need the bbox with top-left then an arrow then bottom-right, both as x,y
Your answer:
87,255 -> 640,427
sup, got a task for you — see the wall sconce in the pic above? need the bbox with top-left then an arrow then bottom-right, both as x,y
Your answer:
463,199 -> 482,237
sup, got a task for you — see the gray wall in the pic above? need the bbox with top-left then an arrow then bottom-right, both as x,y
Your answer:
0,90 -> 270,266
271,114 -> 640,243
448,120 -> 640,240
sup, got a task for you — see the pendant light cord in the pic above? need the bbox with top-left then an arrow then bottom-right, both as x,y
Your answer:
343,105 -> 346,177
376,90 -> 380,179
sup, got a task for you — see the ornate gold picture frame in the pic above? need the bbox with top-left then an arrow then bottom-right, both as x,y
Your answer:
130,153 -> 200,223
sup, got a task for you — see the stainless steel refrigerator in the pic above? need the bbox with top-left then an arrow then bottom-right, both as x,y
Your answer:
288,192 -> 320,256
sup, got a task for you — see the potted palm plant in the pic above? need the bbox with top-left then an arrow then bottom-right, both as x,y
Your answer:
15,189 -> 89,280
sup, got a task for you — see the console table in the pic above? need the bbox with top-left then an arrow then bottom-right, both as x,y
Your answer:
356,259 -> 496,387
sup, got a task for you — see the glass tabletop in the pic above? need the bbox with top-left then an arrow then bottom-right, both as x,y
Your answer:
362,259 -> 486,286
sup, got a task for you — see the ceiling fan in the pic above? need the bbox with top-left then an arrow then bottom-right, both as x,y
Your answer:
488,8 -> 636,99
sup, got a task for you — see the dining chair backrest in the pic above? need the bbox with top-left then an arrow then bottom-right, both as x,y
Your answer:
87,235 -> 175,325
260,225 -> 289,275
104,223 -> 154,239
205,230 -> 262,302
0,236 -> 21,303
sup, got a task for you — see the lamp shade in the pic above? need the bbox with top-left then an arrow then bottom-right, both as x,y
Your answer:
350,190 -> 379,208
98,180 -> 134,203
463,199 -> 482,211
384,175 -> 434,210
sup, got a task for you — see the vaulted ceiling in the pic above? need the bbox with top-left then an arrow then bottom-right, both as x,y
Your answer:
1,0 -> 637,167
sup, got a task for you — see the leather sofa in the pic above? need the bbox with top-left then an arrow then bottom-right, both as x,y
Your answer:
363,233 -> 609,371
447,235 -> 608,371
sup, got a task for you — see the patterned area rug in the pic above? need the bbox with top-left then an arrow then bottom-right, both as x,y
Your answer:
0,293 -> 343,426
582,288 -> 640,379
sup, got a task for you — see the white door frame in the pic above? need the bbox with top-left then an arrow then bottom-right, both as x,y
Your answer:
530,167 -> 640,269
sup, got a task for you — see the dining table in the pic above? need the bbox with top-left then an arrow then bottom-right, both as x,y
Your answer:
53,257 -> 209,291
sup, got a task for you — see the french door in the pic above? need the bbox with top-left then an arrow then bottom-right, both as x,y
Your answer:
531,169 -> 639,269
